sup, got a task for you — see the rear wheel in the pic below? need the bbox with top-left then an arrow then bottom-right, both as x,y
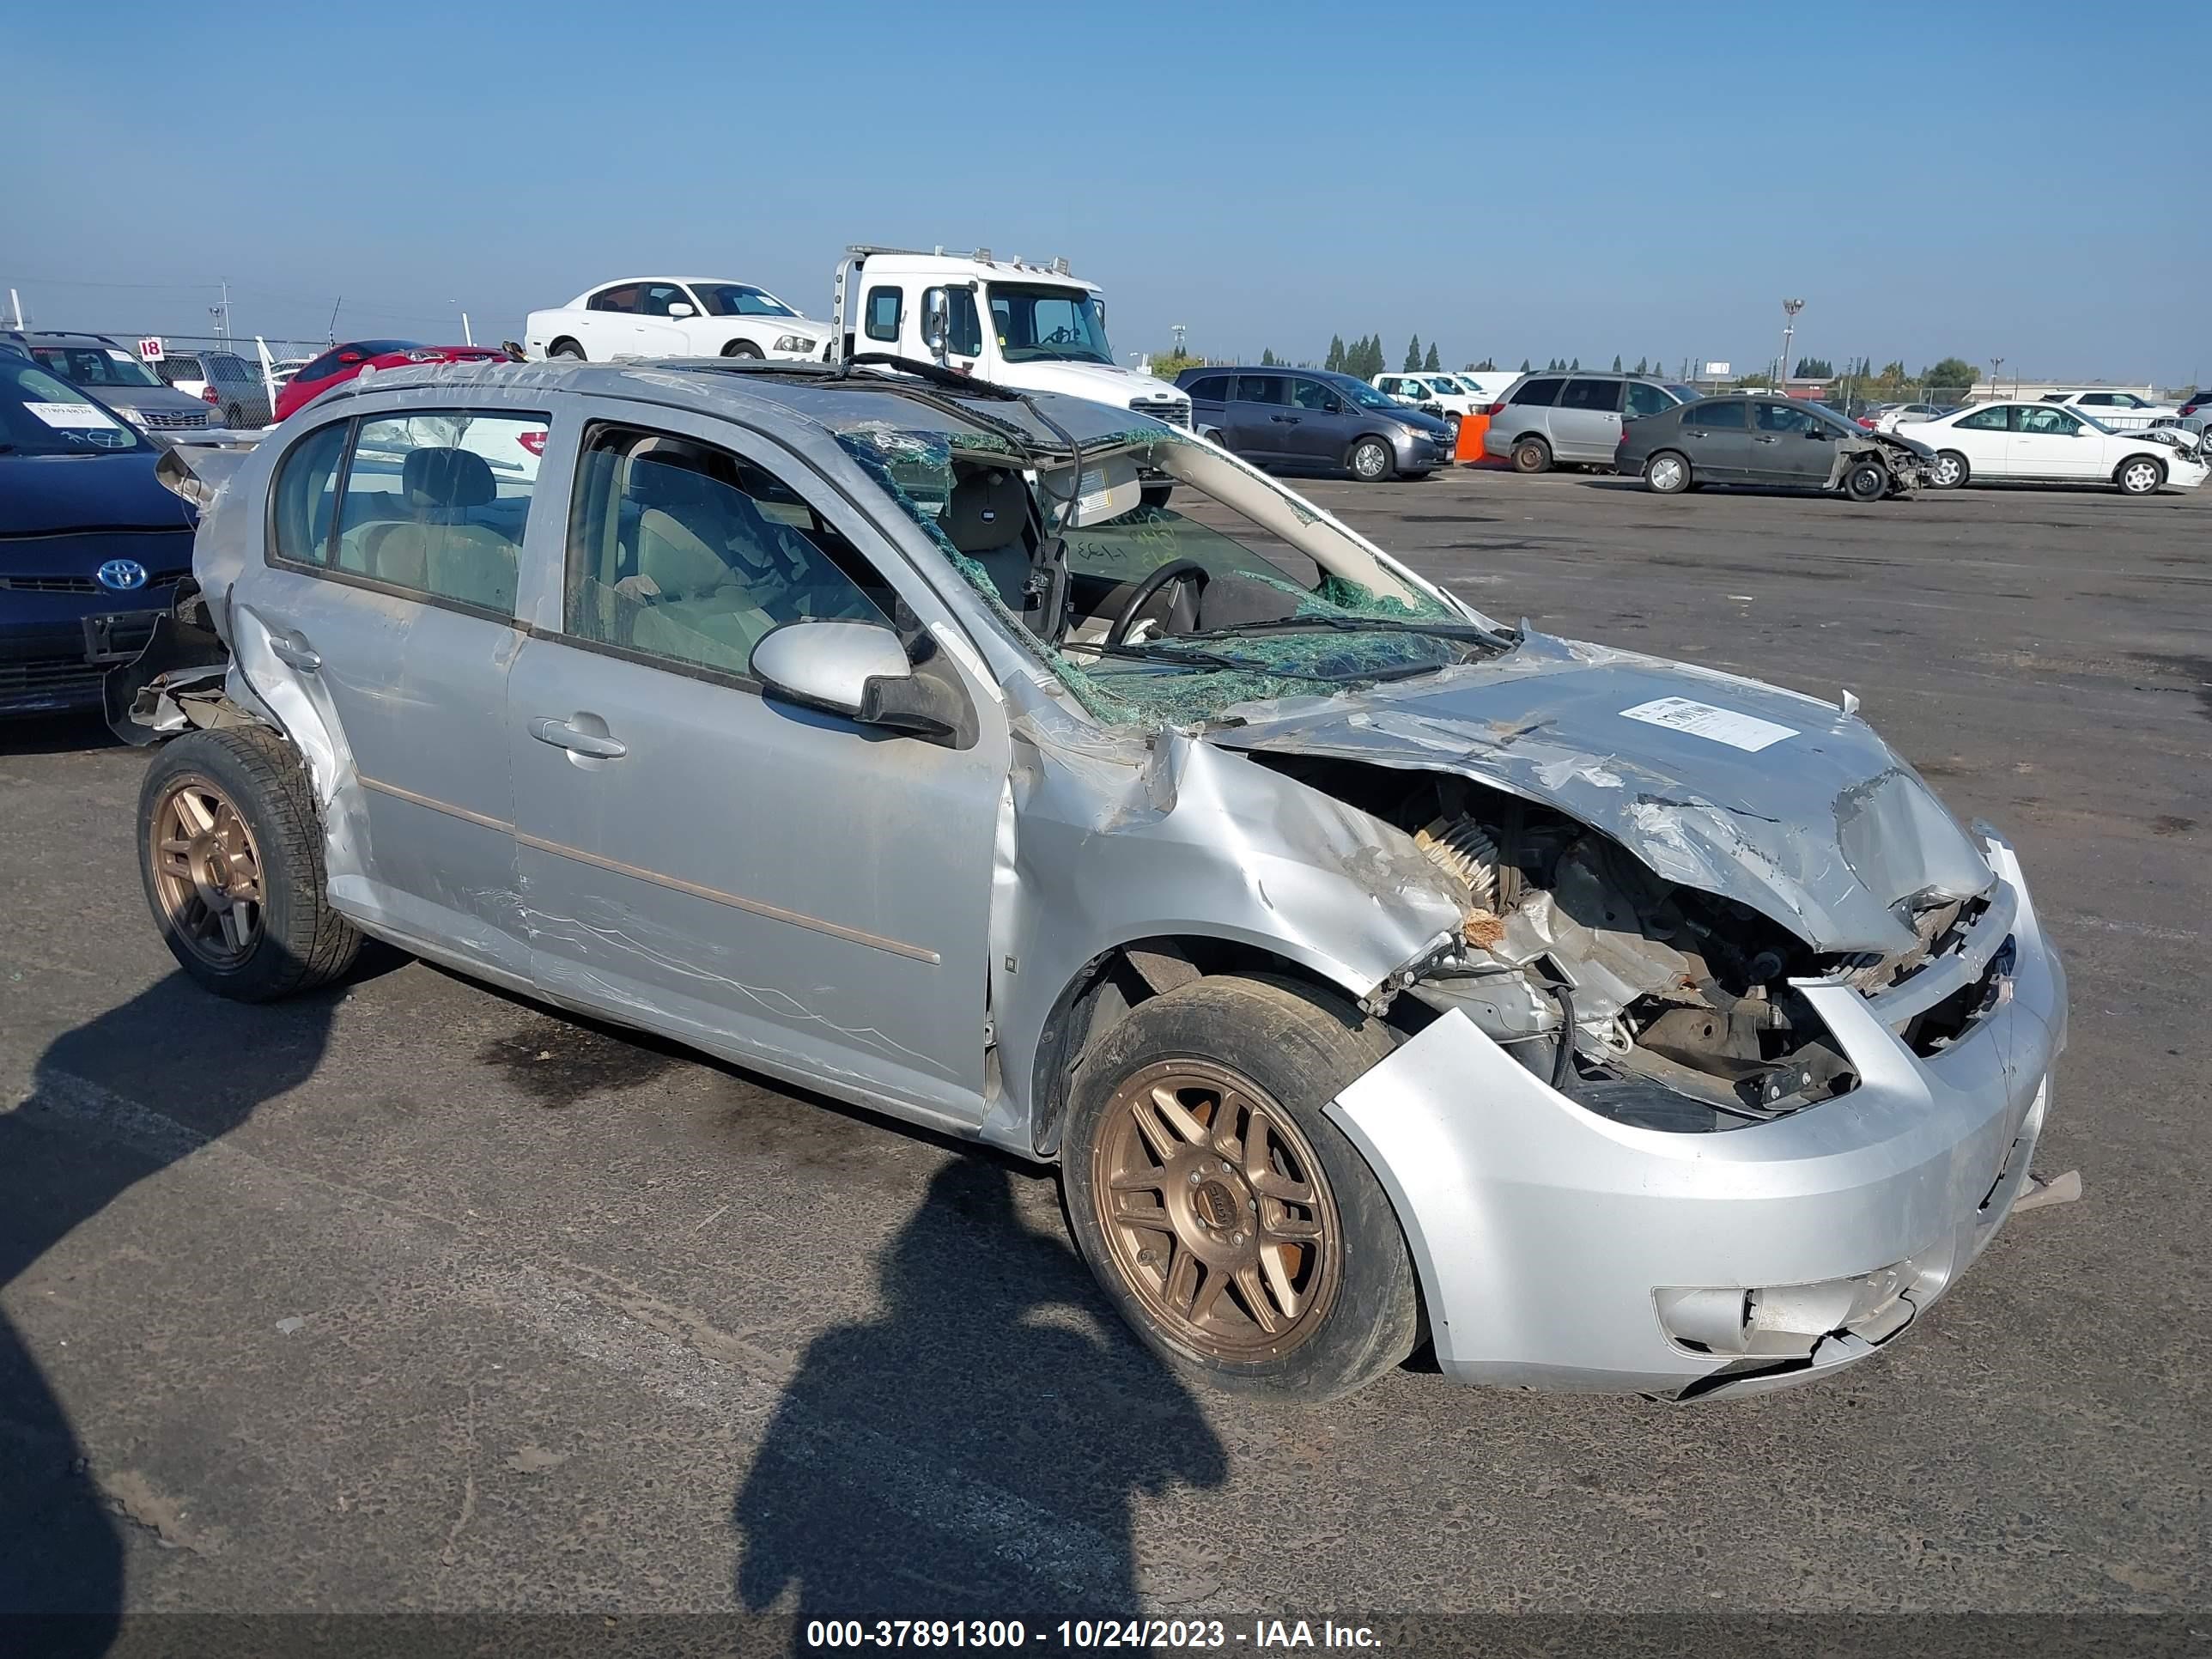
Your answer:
1512,435 -> 1553,474
1348,436 -> 1395,482
1061,975 -> 1419,1402
1929,450 -> 1969,489
1844,459 -> 1891,502
140,726 -> 361,1002
1643,450 -> 1691,494
722,340 -> 765,359
549,338 -> 585,361
2117,455 -> 2165,495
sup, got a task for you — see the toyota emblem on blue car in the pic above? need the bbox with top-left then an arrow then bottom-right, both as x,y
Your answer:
96,559 -> 149,592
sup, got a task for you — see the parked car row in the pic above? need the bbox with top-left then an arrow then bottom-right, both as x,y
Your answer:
1,331 -> 228,433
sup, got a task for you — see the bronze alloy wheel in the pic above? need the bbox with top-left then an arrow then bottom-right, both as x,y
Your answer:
1091,1057 -> 1342,1362
149,774 -> 266,969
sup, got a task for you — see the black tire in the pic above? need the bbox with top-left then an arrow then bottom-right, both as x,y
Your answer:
549,338 -> 586,361
1844,459 -> 1890,502
722,340 -> 765,360
139,726 -> 361,1002
1061,974 -> 1420,1402
2116,454 -> 2165,495
1511,434 -> 1553,474
1139,481 -> 1174,511
1643,450 -> 1691,494
1348,435 -> 1395,482
1928,449 -> 1969,489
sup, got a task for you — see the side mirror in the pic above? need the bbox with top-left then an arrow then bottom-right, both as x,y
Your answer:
750,620 -> 969,743
751,620 -> 910,720
921,290 -> 950,357
1324,397 -> 1343,414
666,301 -> 696,319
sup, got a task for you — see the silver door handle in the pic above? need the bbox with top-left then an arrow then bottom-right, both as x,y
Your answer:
530,718 -> 627,760
269,635 -> 321,671
1754,435 -> 1778,444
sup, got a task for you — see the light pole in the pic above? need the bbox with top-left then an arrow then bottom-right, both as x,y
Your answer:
1778,298 -> 1804,388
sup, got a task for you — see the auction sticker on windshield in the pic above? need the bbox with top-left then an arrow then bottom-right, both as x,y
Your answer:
24,402 -> 124,430
1620,696 -> 1796,752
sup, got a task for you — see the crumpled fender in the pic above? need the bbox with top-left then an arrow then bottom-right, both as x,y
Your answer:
982,690 -> 1466,1151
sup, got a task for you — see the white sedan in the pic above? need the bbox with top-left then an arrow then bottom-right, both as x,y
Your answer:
525,277 -> 830,364
1898,401 -> 2207,495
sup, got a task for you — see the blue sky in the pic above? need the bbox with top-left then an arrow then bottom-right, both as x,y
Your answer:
6,2 -> 2207,383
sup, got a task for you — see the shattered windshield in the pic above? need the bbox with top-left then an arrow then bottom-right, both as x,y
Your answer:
828,397 -> 1502,726
988,284 -> 1113,366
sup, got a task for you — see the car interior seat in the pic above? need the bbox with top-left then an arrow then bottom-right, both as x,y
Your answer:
343,447 -> 516,610
941,466 -> 1035,611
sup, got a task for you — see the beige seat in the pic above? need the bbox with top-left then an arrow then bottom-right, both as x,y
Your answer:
347,448 -> 517,611
621,467 -> 778,672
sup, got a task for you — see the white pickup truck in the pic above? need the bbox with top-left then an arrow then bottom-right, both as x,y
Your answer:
828,246 -> 1189,428
524,277 -> 830,363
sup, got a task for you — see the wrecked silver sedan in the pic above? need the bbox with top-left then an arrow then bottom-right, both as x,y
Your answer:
129,358 -> 2064,1402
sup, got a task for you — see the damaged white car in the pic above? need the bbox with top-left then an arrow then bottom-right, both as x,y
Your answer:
122,356 -> 2066,1403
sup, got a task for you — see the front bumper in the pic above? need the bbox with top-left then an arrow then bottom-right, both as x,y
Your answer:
1328,834 -> 2065,1400
1394,431 -> 1455,471
2,605 -> 169,715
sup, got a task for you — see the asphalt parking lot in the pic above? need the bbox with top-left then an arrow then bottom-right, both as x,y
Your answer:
3,465 -> 2206,1644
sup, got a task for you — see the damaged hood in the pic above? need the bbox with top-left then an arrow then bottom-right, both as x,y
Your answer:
1210,631 -> 1995,957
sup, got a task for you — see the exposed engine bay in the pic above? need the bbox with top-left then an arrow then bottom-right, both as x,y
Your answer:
1254,758 -> 2002,1133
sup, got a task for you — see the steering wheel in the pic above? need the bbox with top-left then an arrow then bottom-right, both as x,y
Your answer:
1107,560 -> 1210,648
1045,325 -> 1073,344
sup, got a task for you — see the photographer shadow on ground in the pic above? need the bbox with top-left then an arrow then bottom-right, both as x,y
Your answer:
734,1157 -> 1230,1647
0,969 -> 352,1655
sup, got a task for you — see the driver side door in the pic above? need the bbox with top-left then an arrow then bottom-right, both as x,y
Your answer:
2010,406 -> 2094,478
1283,375 -> 1358,467
506,404 -> 1011,1124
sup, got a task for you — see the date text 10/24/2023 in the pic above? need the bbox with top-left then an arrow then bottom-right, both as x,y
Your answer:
803,1619 -> 1383,1650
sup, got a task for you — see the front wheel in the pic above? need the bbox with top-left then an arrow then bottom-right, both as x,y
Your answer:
1348,436 -> 1395,482
1843,459 -> 1891,502
139,726 -> 362,1001
1061,975 -> 1420,1402
549,338 -> 585,361
722,340 -> 765,360
1928,450 -> 1968,489
1643,450 -> 1691,494
2117,455 -> 2166,495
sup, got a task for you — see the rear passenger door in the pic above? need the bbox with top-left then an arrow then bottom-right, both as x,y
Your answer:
505,408 -> 1009,1122
1552,377 -> 1625,460
1677,399 -> 1754,481
244,404 -> 550,979
1224,374 -> 1294,459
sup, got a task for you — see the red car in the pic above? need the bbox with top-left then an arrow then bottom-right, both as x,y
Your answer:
273,339 -> 509,422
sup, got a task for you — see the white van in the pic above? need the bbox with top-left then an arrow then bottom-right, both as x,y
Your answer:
1372,373 -> 1480,420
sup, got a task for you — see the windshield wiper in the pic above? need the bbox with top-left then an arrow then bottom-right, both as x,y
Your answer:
1189,614 -> 1517,650
1085,640 -> 1293,676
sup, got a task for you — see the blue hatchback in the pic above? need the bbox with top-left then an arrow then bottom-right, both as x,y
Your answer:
0,357 -> 196,716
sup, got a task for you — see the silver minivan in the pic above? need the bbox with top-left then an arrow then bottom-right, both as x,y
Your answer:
125,360 -> 2063,1406
1483,371 -> 1701,471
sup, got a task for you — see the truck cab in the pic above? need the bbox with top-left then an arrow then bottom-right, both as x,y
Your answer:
830,246 -> 1191,430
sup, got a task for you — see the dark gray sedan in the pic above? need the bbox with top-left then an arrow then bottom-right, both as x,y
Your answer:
1618,395 -> 1933,501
